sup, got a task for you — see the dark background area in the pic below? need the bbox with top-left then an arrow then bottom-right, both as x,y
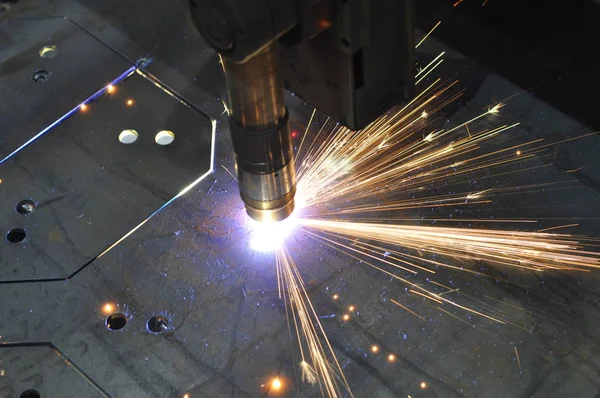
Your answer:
416,0 -> 600,130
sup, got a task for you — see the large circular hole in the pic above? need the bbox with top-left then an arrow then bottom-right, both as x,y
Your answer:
6,228 -> 26,243
20,389 -> 41,398
39,45 -> 58,59
32,70 -> 50,83
155,130 -> 175,146
118,129 -> 138,144
147,315 -> 169,334
106,313 -> 127,330
16,199 -> 35,214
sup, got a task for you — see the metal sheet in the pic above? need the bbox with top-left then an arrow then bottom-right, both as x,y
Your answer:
0,20 -> 214,282
1,2 -> 600,398
0,344 -> 107,397
0,18 -> 134,159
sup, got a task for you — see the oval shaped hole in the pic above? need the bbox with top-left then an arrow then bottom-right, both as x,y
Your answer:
32,70 -> 50,83
16,199 -> 35,214
119,129 -> 138,144
20,389 -> 41,398
39,45 -> 58,59
155,130 -> 175,146
7,228 -> 26,243
147,315 -> 169,334
106,313 -> 127,330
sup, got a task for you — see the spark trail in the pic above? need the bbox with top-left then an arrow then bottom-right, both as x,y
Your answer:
276,247 -> 351,398
269,30 -> 600,398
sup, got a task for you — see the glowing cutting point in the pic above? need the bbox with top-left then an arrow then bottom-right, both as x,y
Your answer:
271,377 -> 282,391
371,345 -> 379,353
248,211 -> 298,253
388,354 -> 396,362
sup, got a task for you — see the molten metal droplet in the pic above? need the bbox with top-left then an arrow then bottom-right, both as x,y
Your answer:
271,377 -> 282,390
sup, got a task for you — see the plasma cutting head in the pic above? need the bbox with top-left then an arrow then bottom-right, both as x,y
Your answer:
224,42 -> 296,222
190,0 -> 415,222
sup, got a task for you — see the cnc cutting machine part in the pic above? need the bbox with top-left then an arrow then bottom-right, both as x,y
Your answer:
191,0 -> 414,222
225,42 -> 296,222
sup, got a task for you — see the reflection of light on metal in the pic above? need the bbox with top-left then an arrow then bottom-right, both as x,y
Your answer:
271,377 -> 282,391
1,66 -> 136,166
155,130 -> 175,146
39,45 -> 58,59
388,354 -> 396,362
420,381 -> 428,389
249,212 -> 298,253
97,118 -> 216,259
80,104 -> 88,112
126,99 -> 134,106
107,84 -> 115,93
102,303 -> 115,314
371,345 -> 379,353
119,130 -> 138,144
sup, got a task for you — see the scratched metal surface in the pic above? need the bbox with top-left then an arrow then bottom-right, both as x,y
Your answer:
1,2 -> 600,398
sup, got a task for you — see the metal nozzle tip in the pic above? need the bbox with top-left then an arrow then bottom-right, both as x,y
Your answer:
246,198 -> 295,223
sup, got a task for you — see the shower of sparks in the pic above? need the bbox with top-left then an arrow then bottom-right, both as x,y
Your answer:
274,51 -> 600,395
276,248 -> 351,397
248,19 -> 600,398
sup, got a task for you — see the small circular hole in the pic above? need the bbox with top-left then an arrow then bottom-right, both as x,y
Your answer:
39,45 -> 58,59
32,70 -> 50,83
6,228 -> 26,243
118,129 -> 139,144
155,130 -> 175,146
106,313 -> 127,330
16,200 -> 35,214
20,389 -> 41,398
340,38 -> 350,48
147,315 -> 169,334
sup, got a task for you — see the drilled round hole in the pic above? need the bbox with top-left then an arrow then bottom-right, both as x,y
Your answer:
118,129 -> 138,144
32,70 -> 49,83
155,130 -> 175,145
6,228 -> 26,243
39,45 -> 58,59
147,315 -> 169,333
106,313 -> 127,330
16,199 -> 35,214
20,389 -> 41,398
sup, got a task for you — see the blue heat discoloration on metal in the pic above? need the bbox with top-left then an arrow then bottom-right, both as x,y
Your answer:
0,66 -> 137,165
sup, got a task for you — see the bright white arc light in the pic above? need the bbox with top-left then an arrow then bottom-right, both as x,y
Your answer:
249,211 -> 299,253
